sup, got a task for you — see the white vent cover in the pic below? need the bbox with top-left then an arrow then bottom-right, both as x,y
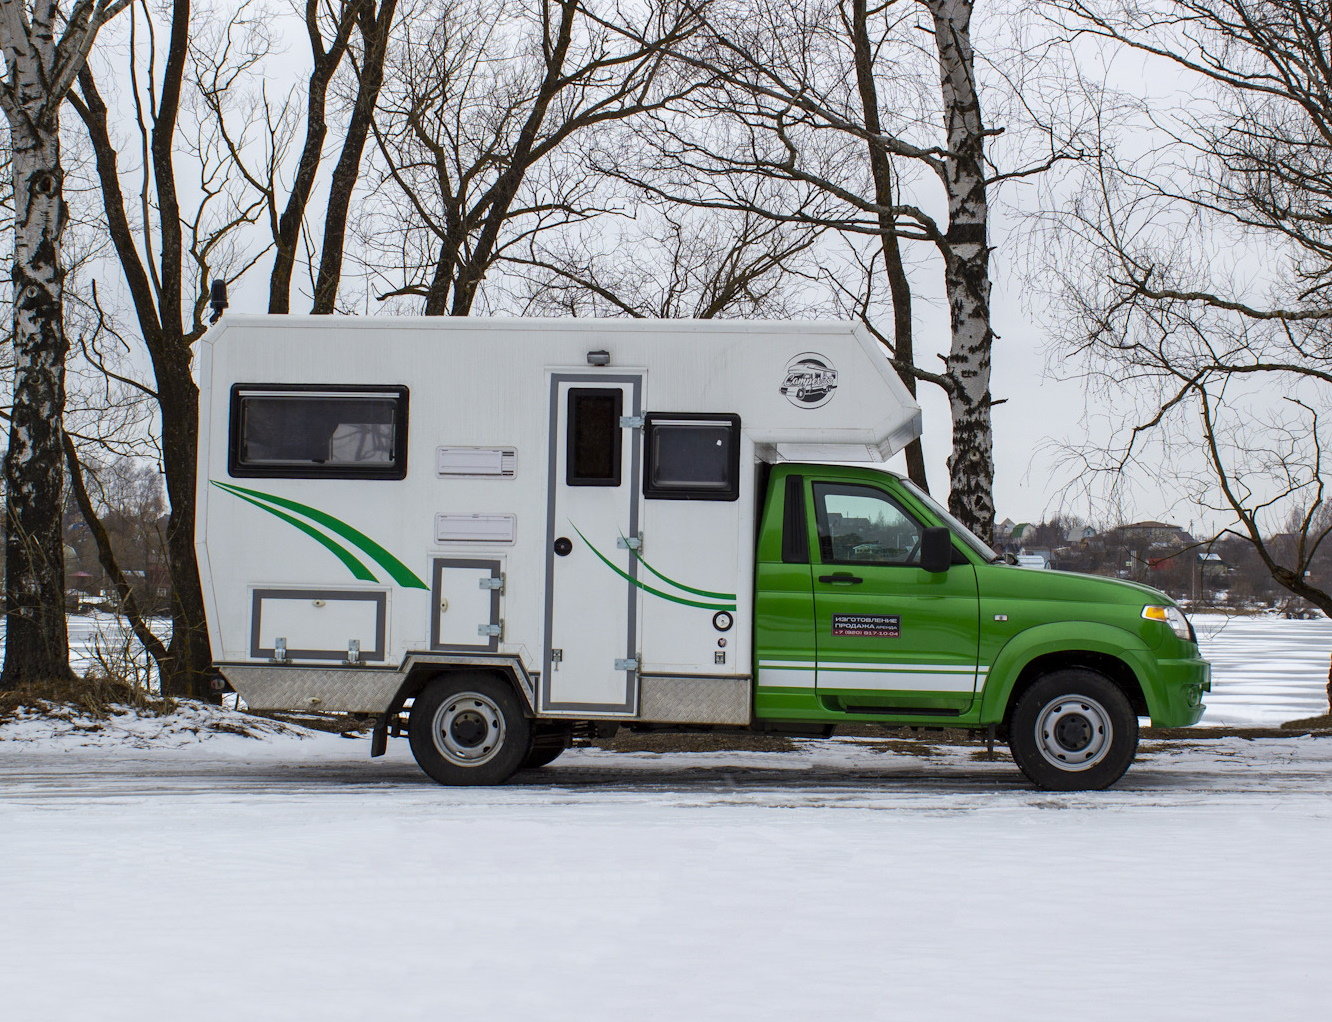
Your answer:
435,513 -> 517,544
436,447 -> 517,477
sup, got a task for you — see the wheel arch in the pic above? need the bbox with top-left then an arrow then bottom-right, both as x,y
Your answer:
1000,651 -> 1147,731
387,655 -> 537,723
980,623 -> 1153,728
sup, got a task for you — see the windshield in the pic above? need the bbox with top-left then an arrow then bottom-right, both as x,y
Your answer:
899,478 -> 1000,562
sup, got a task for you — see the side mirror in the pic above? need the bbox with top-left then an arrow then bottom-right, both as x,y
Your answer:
920,527 -> 952,574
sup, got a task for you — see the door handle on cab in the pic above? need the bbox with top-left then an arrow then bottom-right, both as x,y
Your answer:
818,572 -> 863,584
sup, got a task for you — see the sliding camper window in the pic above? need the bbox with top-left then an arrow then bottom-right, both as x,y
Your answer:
643,413 -> 740,501
567,388 -> 623,486
229,385 -> 408,479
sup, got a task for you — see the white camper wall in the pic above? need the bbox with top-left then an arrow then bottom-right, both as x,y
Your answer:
195,316 -> 920,719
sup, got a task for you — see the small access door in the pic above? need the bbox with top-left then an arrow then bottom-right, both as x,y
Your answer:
542,373 -> 644,714
807,478 -> 981,715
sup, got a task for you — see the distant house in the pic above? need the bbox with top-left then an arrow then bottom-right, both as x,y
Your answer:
1108,521 -> 1196,550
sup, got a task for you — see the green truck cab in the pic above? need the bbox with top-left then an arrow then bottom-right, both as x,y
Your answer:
753,464 -> 1210,790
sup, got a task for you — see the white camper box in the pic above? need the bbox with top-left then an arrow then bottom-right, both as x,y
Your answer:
195,316 -> 920,735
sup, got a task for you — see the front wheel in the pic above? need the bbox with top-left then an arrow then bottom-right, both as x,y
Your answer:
408,673 -> 531,785
1008,670 -> 1138,791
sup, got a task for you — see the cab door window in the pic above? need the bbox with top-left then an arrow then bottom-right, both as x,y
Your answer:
812,482 -> 923,566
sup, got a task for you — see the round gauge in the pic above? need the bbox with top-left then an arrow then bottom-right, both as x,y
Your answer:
712,611 -> 734,632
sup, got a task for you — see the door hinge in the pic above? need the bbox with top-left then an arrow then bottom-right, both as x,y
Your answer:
478,575 -> 505,592
616,535 -> 642,551
619,415 -> 644,429
478,622 -> 503,638
614,657 -> 639,672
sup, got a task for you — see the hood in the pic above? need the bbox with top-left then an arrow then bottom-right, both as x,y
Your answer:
979,564 -> 1173,606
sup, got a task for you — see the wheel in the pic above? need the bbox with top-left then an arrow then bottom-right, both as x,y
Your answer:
1007,670 -> 1138,791
521,742 -> 567,770
408,673 -> 531,785
521,722 -> 572,769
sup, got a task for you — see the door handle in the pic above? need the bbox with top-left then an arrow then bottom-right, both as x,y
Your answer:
818,573 -> 863,584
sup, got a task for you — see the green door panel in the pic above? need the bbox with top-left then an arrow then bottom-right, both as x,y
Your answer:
808,478 -> 980,713
812,565 -> 980,713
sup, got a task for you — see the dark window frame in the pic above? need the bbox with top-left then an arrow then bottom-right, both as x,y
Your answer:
642,412 -> 741,502
566,387 -> 624,487
228,383 -> 409,480
812,481 -> 927,567
781,474 -> 809,563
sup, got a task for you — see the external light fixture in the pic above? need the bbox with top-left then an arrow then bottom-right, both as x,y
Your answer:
586,350 -> 610,366
1142,604 -> 1193,641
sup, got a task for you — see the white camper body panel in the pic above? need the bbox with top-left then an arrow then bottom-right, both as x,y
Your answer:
195,316 -> 920,721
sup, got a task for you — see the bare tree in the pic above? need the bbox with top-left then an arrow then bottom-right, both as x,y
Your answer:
1041,1 -> 1332,708
68,0 -> 267,697
508,203 -> 828,319
0,0 -> 133,688
266,0 -> 361,314
311,0 -> 396,313
598,0 -> 1083,541
363,0 -> 699,316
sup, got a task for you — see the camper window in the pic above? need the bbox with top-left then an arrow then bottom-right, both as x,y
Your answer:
567,389 -> 623,486
643,413 -> 740,501
229,385 -> 408,479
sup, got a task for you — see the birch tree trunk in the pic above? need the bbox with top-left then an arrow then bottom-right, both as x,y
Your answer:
925,0 -> 996,543
2,118 -> 73,685
0,0 -> 133,689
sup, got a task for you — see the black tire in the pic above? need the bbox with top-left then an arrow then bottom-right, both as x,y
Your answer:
408,673 -> 531,786
521,743 -> 567,770
521,722 -> 572,769
1008,669 -> 1138,791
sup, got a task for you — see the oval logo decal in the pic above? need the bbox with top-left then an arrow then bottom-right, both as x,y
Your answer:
780,352 -> 838,409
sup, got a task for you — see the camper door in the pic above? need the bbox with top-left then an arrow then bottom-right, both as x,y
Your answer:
542,374 -> 644,714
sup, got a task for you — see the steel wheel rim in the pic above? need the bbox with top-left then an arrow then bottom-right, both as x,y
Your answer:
1034,694 -> 1113,772
431,692 -> 506,767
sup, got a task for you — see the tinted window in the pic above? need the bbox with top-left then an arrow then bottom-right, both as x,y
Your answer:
644,413 -> 740,501
813,483 -> 923,565
567,389 -> 622,486
230,386 -> 407,479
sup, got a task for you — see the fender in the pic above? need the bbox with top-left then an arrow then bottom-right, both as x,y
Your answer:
978,621 -> 1157,722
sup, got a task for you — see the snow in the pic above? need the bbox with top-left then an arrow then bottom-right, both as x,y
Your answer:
3,729 -> 1331,1020
3,611 -> 1329,1017
1193,613 -> 1332,724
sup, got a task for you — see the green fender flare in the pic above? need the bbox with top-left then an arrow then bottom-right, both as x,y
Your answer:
979,621 -> 1157,722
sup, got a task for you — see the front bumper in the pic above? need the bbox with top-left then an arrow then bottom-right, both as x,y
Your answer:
1145,655 -> 1211,727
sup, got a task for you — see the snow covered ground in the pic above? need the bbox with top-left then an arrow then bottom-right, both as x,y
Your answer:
1192,613 -> 1331,724
4,611 -> 1328,1019
3,725 -> 1331,1020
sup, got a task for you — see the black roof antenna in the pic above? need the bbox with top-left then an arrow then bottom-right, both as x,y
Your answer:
209,279 -> 229,324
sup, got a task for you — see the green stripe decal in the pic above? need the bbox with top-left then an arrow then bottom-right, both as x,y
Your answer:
624,537 -> 736,601
573,526 -> 736,612
221,489 -> 378,582
211,481 -> 427,589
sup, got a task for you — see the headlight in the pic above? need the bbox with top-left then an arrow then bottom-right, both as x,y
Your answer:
1142,604 -> 1192,641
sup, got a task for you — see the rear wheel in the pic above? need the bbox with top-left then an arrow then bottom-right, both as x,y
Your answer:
1008,670 -> 1138,791
521,723 -> 572,769
408,673 -> 531,785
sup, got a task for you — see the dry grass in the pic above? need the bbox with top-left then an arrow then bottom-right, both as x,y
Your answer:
0,674 -> 175,724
